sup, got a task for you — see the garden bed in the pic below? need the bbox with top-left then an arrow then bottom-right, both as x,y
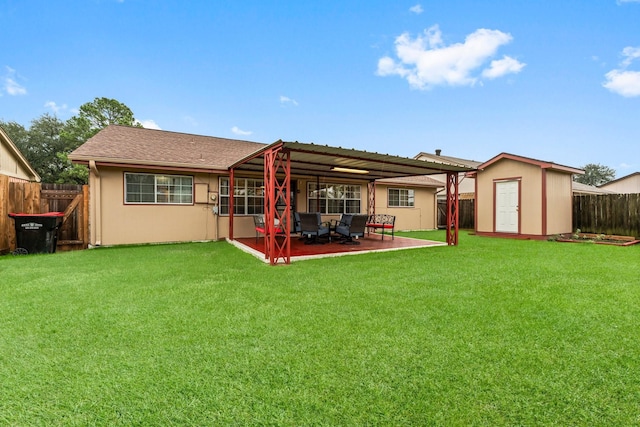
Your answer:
554,232 -> 640,246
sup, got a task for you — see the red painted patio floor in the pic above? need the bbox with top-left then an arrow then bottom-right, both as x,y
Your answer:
230,232 -> 446,262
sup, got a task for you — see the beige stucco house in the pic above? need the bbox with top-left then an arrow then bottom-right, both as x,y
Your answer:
471,153 -> 583,239
70,125 -> 462,247
598,172 -> 640,194
0,126 -> 40,183
414,150 -> 482,200
373,175 -> 443,231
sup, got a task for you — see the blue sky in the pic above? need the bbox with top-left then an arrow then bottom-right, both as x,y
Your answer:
1,0 -> 639,176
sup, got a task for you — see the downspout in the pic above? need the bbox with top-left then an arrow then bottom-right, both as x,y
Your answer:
89,160 -> 102,246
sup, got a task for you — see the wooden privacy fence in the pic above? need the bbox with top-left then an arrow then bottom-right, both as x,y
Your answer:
0,175 -> 89,254
573,193 -> 640,238
438,199 -> 475,230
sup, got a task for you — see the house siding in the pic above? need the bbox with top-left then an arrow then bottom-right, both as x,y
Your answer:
90,166 -> 227,246
1,139 -> 33,181
600,174 -> 640,194
373,183 -> 437,230
545,170 -> 573,235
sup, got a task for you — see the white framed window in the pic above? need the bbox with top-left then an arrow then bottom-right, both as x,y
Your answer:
219,177 -> 265,215
307,182 -> 361,214
388,188 -> 414,207
125,173 -> 193,204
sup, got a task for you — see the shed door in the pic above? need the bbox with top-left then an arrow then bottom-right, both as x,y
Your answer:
495,180 -> 519,233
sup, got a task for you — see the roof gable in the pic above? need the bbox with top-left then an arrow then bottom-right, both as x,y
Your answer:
0,126 -> 41,182
477,152 -> 583,175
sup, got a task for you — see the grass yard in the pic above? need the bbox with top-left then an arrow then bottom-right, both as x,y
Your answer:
1,231 -> 639,425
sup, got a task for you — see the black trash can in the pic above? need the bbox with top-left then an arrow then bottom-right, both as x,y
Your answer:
8,212 -> 65,254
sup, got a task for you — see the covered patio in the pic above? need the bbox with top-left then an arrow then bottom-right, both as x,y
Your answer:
231,232 -> 446,263
229,140 -> 474,265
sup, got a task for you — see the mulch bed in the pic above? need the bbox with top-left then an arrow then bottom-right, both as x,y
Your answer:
555,233 -> 640,246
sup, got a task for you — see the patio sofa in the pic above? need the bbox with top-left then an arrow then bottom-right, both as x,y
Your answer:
366,214 -> 396,240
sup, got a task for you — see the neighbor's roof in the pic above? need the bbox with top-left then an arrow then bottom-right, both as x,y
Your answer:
376,175 -> 445,187
414,151 -> 483,169
475,152 -> 584,175
69,125 -> 266,172
232,141 -> 476,181
0,125 -> 41,182
572,181 -> 615,194
598,171 -> 640,187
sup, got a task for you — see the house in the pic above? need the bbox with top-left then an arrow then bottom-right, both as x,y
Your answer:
70,125 -> 472,251
1,126 -> 41,254
572,181 -> 615,195
0,126 -> 40,183
598,172 -> 640,194
471,152 -> 584,239
373,175 -> 444,231
414,149 -> 482,200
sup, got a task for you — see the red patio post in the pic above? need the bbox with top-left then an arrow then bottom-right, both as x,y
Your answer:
229,168 -> 235,241
446,171 -> 459,246
263,145 -> 291,265
368,181 -> 375,217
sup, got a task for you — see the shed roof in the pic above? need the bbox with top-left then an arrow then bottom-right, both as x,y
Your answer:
69,125 -> 266,172
475,152 -> 584,175
231,141 -> 475,181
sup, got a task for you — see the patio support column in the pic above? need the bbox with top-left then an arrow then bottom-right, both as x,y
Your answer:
446,171 -> 459,246
264,145 -> 291,265
229,168 -> 235,240
368,181 -> 375,217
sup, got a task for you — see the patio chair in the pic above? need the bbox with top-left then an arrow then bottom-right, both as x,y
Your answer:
298,212 -> 330,244
253,214 -> 282,243
293,212 -> 302,235
335,214 -> 368,245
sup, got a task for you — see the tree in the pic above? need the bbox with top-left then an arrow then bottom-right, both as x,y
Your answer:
574,163 -> 616,187
1,114 -> 67,183
62,97 -> 141,148
2,97 -> 140,184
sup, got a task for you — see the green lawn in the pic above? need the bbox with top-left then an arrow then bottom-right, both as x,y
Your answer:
1,231 -> 639,425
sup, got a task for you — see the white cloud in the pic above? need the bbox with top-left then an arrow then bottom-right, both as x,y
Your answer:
621,46 -> 640,67
603,46 -> 640,97
482,55 -> 526,79
44,101 -> 68,114
409,4 -> 423,14
377,25 -> 525,90
3,66 -> 27,96
617,0 -> 640,4
137,119 -> 161,130
603,70 -> 640,97
231,126 -> 252,136
279,95 -> 298,106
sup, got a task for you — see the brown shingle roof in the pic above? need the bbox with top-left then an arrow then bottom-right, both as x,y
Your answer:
375,175 -> 445,187
70,125 -> 266,171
